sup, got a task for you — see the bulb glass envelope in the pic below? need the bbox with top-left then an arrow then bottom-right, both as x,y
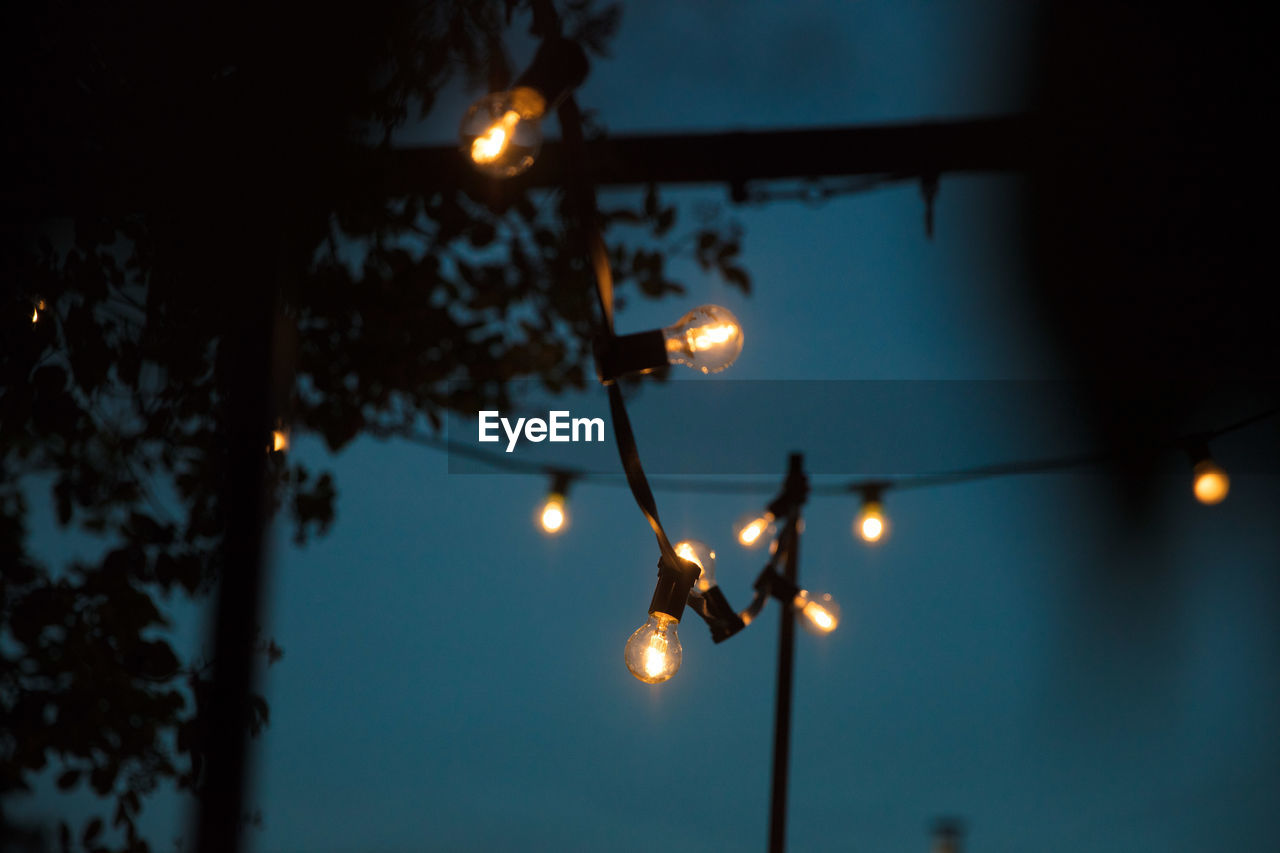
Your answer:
459,87 -> 546,178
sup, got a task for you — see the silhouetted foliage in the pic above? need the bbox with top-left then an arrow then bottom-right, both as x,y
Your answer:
0,1 -> 747,849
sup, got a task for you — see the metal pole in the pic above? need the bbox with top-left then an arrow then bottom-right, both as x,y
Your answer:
768,454 -> 804,853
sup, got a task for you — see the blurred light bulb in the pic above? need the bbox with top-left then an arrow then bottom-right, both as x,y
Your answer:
459,88 -> 546,178
674,539 -> 717,592
1192,459 -> 1229,505
624,613 -> 682,684
539,492 -> 567,535
855,499 -> 887,543
734,511 -> 775,548
662,305 -> 744,374
271,429 -> 289,453
795,590 -> 840,635
31,299 -> 46,323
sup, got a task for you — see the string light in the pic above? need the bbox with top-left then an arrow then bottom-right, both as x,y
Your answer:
1188,443 -> 1230,505
460,38 -> 588,178
662,305 -> 744,374
595,304 -> 745,380
460,91 -> 546,178
625,553 -> 700,684
735,511 -> 776,548
794,590 -> 840,635
537,472 -> 573,535
854,486 -> 888,543
624,613 -> 683,683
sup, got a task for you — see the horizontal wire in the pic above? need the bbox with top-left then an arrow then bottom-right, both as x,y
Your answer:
375,404 -> 1279,498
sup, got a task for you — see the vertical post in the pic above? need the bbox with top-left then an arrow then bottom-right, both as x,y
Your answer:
768,453 -> 805,853
194,239 -> 279,853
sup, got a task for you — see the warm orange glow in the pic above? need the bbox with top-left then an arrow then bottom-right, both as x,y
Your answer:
804,602 -> 836,632
674,541 -> 703,570
688,322 -> 739,352
470,110 -> 521,164
856,500 -> 886,543
796,594 -> 838,633
272,429 -> 289,453
642,632 -> 670,679
539,494 -> 567,534
31,300 -> 45,323
1193,460 -> 1229,505
625,613 -> 682,684
737,513 -> 773,547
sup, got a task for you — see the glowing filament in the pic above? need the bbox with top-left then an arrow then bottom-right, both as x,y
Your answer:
674,541 -> 703,570
688,323 -> 739,352
1192,460 -> 1229,505
856,499 -> 886,543
738,515 -> 771,546
643,632 -> 670,679
470,110 -> 521,165
31,300 -> 45,323
796,595 -> 838,633
804,601 -> 836,631
539,494 -> 566,534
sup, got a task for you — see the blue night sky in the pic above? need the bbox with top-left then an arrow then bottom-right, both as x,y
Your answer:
19,1 -> 1280,850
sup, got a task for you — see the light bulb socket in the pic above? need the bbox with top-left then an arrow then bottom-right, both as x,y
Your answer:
548,470 -> 573,498
686,584 -> 745,644
648,553 -> 700,623
513,37 -> 589,116
594,330 -> 667,384
1185,438 -> 1212,466
756,568 -> 800,605
859,482 -> 887,504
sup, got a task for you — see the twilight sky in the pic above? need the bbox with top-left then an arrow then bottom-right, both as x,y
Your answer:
19,1 -> 1280,851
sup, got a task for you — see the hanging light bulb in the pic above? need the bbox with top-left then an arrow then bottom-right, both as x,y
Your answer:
624,613 -> 683,683
661,305 -> 744,374
539,493 -> 567,533
536,473 -> 573,535
854,487 -> 888,543
460,38 -> 588,178
734,511 -> 776,548
594,305 -> 745,381
674,539 -> 717,592
624,553 -> 699,685
459,89 -> 545,178
31,299 -> 46,324
271,428 -> 289,453
1192,458 -> 1229,505
794,590 -> 840,635
1187,441 -> 1229,505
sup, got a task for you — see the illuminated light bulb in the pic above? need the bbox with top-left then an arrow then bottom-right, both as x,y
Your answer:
624,613 -> 682,684
855,499 -> 887,543
674,539 -> 717,592
1192,459 -> 1229,505
539,492 -> 567,535
459,88 -> 546,178
271,429 -> 289,453
794,590 -> 840,635
31,300 -> 46,323
662,305 -> 744,374
734,511 -> 775,548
